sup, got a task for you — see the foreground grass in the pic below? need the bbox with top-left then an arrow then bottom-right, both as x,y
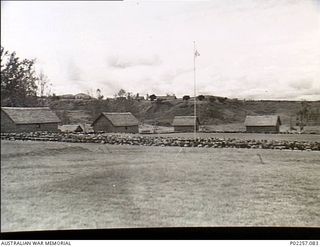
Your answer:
1,140 -> 320,231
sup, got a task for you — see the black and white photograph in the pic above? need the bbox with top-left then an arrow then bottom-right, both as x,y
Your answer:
1,0 -> 320,239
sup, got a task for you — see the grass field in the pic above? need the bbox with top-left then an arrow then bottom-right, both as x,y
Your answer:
1,140 -> 320,232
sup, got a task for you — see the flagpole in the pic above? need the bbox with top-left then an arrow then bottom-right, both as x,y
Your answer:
193,41 -> 197,140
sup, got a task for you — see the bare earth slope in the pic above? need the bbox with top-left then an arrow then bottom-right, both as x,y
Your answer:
44,98 -> 320,126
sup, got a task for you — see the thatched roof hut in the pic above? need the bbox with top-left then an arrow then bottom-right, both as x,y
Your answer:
172,116 -> 200,132
92,112 -> 139,133
244,115 -> 281,133
58,124 -> 83,133
1,107 -> 61,132
75,93 -> 92,100
79,123 -> 94,133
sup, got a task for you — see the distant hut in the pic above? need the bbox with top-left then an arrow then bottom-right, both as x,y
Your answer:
244,115 -> 281,133
58,124 -> 83,133
75,93 -> 92,100
59,94 -> 75,99
79,123 -> 94,133
1,107 -> 61,133
92,112 -> 139,133
172,116 -> 200,132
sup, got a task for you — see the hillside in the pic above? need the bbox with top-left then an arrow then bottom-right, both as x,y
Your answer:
37,96 -> 320,127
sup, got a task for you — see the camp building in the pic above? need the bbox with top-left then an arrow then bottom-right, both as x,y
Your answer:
244,115 -> 281,133
1,107 -> 61,133
172,116 -> 200,132
92,112 -> 139,133
75,93 -> 92,100
58,124 -> 83,133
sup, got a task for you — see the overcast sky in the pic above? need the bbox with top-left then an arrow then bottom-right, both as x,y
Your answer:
1,0 -> 320,100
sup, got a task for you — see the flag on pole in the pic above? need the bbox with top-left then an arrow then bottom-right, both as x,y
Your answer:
194,50 -> 200,57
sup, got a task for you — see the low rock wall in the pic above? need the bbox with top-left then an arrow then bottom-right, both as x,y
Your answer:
1,132 -> 319,151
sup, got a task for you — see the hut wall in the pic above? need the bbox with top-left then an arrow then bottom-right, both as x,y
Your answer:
113,126 -> 139,133
246,126 -> 279,133
1,111 -> 16,132
174,125 -> 199,132
92,116 -> 114,132
10,123 -> 59,133
93,116 -> 138,133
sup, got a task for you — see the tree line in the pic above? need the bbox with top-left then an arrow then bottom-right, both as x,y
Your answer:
1,47 -> 318,126
1,46 -> 50,106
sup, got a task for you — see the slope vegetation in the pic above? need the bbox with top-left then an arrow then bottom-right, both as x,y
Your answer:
42,97 -> 320,126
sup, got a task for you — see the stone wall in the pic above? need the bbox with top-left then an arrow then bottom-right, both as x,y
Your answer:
1,132 -> 319,151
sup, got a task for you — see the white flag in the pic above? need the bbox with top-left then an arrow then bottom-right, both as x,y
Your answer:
195,50 -> 200,57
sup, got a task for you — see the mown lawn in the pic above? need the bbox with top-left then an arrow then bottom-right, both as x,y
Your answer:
1,140 -> 319,231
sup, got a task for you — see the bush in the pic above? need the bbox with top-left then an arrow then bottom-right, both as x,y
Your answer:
208,96 -> 216,103
149,94 -> 157,101
217,97 -> 227,103
183,95 -> 190,101
197,95 -> 205,101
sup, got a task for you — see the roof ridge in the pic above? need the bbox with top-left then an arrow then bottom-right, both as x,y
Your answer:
2,107 -> 51,109
102,112 -> 131,114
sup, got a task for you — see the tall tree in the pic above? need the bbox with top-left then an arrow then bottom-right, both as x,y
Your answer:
96,88 -> 104,100
38,69 -> 50,97
296,101 -> 311,131
117,88 -> 126,98
1,47 -> 39,106
125,91 -> 133,100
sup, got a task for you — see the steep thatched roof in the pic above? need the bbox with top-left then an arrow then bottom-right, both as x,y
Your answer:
1,107 -> 61,124
172,116 -> 200,126
93,112 -> 139,127
58,124 -> 83,132
244,115 -> 281,126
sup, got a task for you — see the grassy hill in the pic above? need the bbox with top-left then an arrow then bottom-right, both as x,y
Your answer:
40,97 -> 320,127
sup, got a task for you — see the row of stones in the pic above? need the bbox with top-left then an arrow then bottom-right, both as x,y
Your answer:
1,132 -> 319,151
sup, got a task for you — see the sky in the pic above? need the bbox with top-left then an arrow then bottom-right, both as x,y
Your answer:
1,0 -> 320,100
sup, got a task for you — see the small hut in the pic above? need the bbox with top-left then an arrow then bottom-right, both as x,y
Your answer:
79,123 -> 94,133
58,124 -> 83,133
244,115 -> 281,133
59,94 -> 75,99
92,112 -> 139,133
75,93 -> 92,100
172,116 -> 200,132
1,107 -> 61,133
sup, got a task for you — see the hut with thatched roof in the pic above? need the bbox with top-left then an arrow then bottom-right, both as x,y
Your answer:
172,116 -> 200,132
244,115 -> 281,133
1,107 -> 61,133
75,93 -> 92,100
92,112 -> 139,133
58,124 -> 83,133
79,123 -> 94,133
